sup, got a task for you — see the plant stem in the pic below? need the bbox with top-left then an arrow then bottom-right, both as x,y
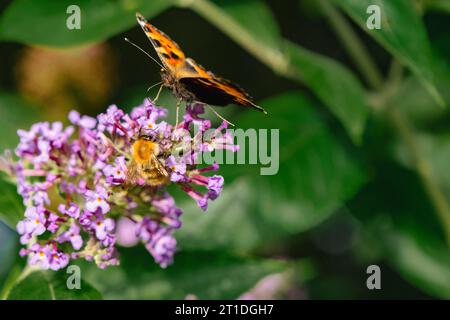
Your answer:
317,0 -> 384,89
388,110 -> 450,246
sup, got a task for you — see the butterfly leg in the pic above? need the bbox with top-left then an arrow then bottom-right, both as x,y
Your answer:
153,84 -> 164,104
175,99 -> 182,128
205,104 -> 235,127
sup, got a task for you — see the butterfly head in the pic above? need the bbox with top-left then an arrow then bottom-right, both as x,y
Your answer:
160,68 -> 176,89
159,67 -> 169,79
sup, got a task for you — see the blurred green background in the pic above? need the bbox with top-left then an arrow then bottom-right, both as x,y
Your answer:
0,0 -> 450,299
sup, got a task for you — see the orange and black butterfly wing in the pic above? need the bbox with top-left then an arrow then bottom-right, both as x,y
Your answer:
136,12 -> 186,75
179,77 -> 267,113
135,12 -> 266,113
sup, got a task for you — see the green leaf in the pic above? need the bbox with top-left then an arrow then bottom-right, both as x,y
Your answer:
81,248 -> 296,299
387,45 -> 450,127
177,92 -> 367,251
388,76 -> 446,127
382,229 -> 450,299
0,0 -> 172,47
349,163 -> 450,298
0,179 -> 23,230
427,0 -> 450,14
186,0 -> 287,77
286,41 -> 370,144
211,0 -> 282,50
334,0 -> 444,106
394,132 -> 450,198
0,223 -> 20,292
0,92 -> 41,150
7,270 -> 102,300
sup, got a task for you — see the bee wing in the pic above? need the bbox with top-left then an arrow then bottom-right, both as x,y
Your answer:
150,154 -> 169,177
125,160 -> 140,184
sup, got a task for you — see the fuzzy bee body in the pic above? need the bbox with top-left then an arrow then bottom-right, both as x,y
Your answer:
126,135 -> 169,186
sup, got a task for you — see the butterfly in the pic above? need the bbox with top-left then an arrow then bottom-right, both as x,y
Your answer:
135,12 -> 267,114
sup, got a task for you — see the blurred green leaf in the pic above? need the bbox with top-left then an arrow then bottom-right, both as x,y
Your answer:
0,178 -> 23,230
81,248 -> 295,299
389,76 -> 447,127
383,229 -> 450,299
0,92 -> 41,150
286,41 -> 369,144
427,0 -> 450,13
0,223 -> 20,291
212,0 -> 282,49
394,132 -> 450,198
387,47 -> 450,127
7,270 -> 102,300
176,92 -> 366,251
349,163 -> 450,298
0,0 -> 172,47
334,0 -> 445,106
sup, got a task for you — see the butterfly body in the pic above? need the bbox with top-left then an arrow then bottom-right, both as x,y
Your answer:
159,68 -> 197,103
135,12 -> 266,113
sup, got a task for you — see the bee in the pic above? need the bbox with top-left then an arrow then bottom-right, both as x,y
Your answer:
126,133 -> 169,187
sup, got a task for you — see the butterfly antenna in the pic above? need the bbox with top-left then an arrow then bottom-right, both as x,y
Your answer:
124,37 -> 166,70
206,104 -> 235,127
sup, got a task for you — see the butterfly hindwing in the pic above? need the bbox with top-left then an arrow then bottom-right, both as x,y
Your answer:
180,77 -> 266,112
180,58 -> 212,78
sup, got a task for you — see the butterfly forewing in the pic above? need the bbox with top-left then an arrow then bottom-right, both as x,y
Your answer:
136,13 -> 186,74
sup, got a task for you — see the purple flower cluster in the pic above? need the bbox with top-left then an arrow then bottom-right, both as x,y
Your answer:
11,100 -> 237,269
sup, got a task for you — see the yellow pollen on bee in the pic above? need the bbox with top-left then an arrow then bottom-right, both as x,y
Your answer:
132,139 -> 158,163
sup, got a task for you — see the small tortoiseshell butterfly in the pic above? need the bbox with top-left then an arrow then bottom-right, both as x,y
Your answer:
135,12 -> 267,114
